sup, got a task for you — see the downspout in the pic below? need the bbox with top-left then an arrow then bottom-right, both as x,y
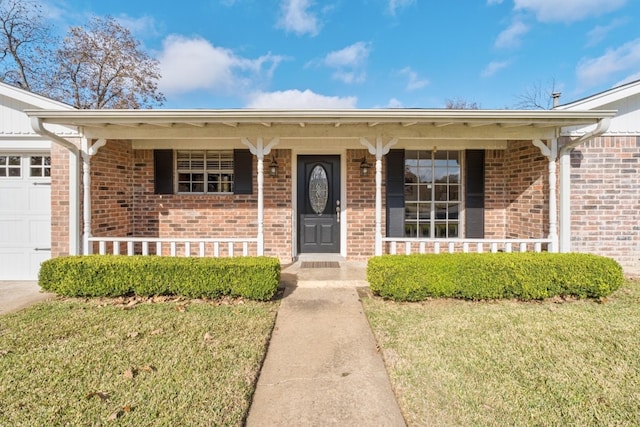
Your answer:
558,118 -> 611,252
30,117 -> 81,256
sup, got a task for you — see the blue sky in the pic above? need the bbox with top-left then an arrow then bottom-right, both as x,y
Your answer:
41,0 -> 640,109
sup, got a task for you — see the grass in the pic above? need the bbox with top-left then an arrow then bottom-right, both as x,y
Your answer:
363,279 -> 640,426
0,296 -> 278,426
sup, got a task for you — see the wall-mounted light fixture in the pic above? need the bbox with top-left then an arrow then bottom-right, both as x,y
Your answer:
269,155 -> 279,177
359,157 -> 372,176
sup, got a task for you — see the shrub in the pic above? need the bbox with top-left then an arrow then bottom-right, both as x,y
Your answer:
39,255 -> 280,301
367,253 -> 624,301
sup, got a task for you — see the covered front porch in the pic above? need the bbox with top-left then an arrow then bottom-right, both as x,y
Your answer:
26,109 -> 615,262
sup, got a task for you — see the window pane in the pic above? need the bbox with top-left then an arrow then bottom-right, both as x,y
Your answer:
0,156 -> 6,166
9,168 -> 20,177
417,203 -> 431,220
31,168 -> 42,177
402,150 -> 463,239
9,156 -> 20,166
450,186 -> 460,201
177,150 -> 234,194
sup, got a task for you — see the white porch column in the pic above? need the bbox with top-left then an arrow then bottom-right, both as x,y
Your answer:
532,138 -> 559,252
241,137 -> 279,256
558,151 -> 571,252
360,136 -> 398,256
81,138 -> 107,255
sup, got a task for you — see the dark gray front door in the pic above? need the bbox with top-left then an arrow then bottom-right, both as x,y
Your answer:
297,155 -> 340,253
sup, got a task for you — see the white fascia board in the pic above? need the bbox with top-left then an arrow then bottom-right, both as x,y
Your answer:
25,108 -> 617,125
556,80 -> 640,111
0,82 -> 75,110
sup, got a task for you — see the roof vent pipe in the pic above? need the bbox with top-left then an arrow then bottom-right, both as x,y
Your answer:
552,92 -> 561,108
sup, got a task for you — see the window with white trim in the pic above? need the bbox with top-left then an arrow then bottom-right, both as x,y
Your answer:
30,155 -> 51,177
404,150 -> 461,238
176,150 -> 234,193
0,155 -> 22,177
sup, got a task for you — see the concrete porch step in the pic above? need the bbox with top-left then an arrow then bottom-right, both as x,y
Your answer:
281,260 -> 369,288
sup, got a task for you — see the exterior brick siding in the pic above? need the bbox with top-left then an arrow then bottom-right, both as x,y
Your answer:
347,149 -> 377,259
569,135 -> 640,274
51,141 -> 555,262
485,141 -> 549,240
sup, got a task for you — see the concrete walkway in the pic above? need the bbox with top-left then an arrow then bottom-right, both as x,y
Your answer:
246,262 -> 406,426
0,281 -> 54,315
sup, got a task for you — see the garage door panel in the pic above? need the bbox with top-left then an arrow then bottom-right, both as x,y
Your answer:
0,250 -> 29,280
28,184 -> 51,212
29,218 -> 51,247
0,217 -> 27,245
0,183 -> 29,211
0,152 -> 50,280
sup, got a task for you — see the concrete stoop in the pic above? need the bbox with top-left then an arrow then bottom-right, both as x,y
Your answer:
281,259 -> 369,288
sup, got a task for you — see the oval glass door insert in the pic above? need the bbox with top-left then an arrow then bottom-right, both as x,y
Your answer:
309,165 -> 328,215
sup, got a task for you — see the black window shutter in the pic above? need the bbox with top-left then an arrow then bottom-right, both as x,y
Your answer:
386,149 -> 405,237
154,149 -> 173,194
465,150 -> 485,238
234,149 -> 253,194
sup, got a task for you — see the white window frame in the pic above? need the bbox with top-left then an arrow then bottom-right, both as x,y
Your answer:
175,150 -> 234,194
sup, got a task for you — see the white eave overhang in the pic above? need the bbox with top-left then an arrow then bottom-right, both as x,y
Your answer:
25,108 -> 617,144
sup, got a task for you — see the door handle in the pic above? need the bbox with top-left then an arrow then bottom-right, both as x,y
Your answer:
336,200 -> 341,223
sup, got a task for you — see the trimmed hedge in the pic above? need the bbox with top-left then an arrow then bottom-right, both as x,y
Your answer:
39,255 -> 281,301
367,253 -> 624,301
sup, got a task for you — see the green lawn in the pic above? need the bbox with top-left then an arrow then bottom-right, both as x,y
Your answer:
363,279 -> 640,426
0,297 -> 278,426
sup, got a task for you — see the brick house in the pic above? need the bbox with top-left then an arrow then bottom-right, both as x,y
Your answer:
557,79 -> 640,275
23,107 -> 621,273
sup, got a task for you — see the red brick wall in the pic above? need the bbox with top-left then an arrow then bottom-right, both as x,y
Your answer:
569,135 -> 640,273
91,140 -> 133,238
263,149 -> 293,260
484,142 -> 548,239
484,149 -> 507,238
347,149 -> 377,259
51,143 -> 292,262
51,143 -> 72,257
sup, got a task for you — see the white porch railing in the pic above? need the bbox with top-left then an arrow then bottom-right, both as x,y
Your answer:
88,237 -> 258,257
383,238 -> 553,255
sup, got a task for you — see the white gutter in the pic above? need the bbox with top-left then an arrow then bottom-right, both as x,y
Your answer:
558,117 -> 612,252
29,117 -> 81,256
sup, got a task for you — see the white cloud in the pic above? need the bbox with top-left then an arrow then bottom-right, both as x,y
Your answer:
513,0 -> 627,23
246,89 -> 357,108
388,0 -> 416,15
314,42 -> 372,84
481,60 -> 512,77
157,35 -> 284,95
398,67 -> 429,91
115,14 -> 159,38
576,38 -> 640,90
276,0 -> 320,36
586,17 -> 629,47
385,98 -> 404,108
495,20 -> 529,49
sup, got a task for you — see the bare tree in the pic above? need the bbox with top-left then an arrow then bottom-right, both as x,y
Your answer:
54,16 -> 165,109
515,78 -> 559,110
0,0 -> 55,93
445,98 -> 480,109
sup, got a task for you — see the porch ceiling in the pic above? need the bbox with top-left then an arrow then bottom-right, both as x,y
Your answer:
25,108 -> 617,143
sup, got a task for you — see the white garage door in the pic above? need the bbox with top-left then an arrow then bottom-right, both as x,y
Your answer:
0,153 -> 51,280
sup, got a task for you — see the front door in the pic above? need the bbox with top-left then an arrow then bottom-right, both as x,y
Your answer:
297,155 -> 340,253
